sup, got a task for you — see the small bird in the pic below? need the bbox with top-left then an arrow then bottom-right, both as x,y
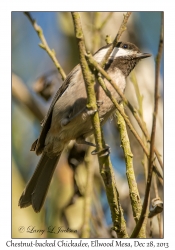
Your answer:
19,42 -> 151,212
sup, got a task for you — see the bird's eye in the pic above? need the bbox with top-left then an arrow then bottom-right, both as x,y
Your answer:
123,44 -> 128,49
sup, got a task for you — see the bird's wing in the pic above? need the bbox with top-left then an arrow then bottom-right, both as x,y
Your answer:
31,65 -> 80,155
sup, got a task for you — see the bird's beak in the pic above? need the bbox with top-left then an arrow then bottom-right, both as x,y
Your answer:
136,52 -> 152,59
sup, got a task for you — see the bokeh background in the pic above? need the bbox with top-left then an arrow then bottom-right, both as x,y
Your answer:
12,12 -> 163,238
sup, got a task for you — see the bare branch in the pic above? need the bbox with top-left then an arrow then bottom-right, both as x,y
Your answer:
24,12 -> 66,81
131,12 -> 164,238
12,73 -> 46,121
100,12 -> 132,67
117,103 -> 146,238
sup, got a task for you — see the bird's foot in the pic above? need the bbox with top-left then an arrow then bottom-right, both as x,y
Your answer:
91,144 -> 110,157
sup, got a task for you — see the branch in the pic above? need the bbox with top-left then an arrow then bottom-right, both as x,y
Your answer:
130,71 -> 163,175
24,12 -> 66,81
100,12 -> 132,67
130,70 -> 148,180
131,12 -> 164,238
100,12 -> 113,30
153,177 -> 163,238
92,12 -> 113,53
12,73 -> 46,121
81,138 -> 94,238
117,103 -> 146,238
71,11 -> 128,238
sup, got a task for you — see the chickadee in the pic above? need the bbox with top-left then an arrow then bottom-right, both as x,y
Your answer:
19,42 -> 151,212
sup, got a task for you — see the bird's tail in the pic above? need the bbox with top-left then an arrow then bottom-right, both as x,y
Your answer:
18,153 -> 61,212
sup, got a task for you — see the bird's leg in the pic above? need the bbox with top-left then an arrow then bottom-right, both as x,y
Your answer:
91,144 -> 110,157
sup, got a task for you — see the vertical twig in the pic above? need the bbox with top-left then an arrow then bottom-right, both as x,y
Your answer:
92,12 -> 101,53
100,12 -> 113,30
92,12 -> 113,53
157,214 -> 163,238
153,175 -> 163,238
100,12 -> 132,67
130,70 -> 150,234
117,103 -> 146,238
131,12 -> 164,238
130,70 -> 149,180
81,138 -> 94,238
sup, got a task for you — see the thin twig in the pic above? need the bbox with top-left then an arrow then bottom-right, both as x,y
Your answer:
24,12 -> 66,81
157,214 -> 163,238
130,70 -> 144,118
130,70 -> 148,180
81,138 -> 94,238
92,12 -> 113,53
100,12 -> 113,30
153,175 -> 163,238
130,71 -> 163,174
92,12 -> 101,53
100,12 -> 132,67
153,174 -> 159,198
131,12 -> 164,238
117,103 -> 146,238
130,70 -> 150,234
